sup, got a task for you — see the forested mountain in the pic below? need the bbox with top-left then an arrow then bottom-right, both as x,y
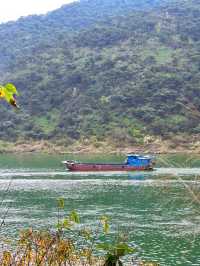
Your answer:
0,0 -> 165,72
0,0 -> 200,145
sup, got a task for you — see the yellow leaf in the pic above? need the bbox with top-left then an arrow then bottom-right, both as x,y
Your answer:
0,88 -> 5,98
100,215 -> 110,234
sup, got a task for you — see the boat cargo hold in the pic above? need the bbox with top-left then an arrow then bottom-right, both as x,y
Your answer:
62,154 -> 155,171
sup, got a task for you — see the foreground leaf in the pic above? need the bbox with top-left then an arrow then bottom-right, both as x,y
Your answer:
69,210 -> 80,223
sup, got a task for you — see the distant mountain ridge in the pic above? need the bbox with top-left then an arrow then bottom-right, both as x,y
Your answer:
0,0 -> 200,147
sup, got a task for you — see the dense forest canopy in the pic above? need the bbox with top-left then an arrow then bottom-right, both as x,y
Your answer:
0,0 -> 200,144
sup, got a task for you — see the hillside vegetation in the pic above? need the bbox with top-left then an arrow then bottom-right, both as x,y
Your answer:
0,0 -> 200,148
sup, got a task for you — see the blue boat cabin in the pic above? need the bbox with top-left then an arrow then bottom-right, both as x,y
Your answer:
126,154 -> 151,167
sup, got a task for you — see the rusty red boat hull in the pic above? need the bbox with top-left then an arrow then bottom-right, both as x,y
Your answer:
63,162 -> 153,171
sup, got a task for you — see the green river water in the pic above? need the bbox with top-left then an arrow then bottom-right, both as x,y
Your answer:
0,153 -> 199,265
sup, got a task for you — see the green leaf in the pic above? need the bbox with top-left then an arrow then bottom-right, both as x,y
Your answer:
69,210 -> 80,223
0,83 -> 20,108
115,243 -> 135,257
4,83 -> 19,95
63,218 -> 72,229
56,222 -> 62,230
96,243 -> 113,252
57,198 -> 65,209
3,88 -> 12,103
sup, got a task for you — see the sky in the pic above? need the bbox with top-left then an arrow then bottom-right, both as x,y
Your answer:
0,0 -> 76,23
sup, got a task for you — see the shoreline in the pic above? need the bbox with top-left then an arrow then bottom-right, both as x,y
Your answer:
0,139 -> 200,154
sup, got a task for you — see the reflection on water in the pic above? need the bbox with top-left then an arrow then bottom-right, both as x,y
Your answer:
0,167 -> 200,179
0,154 -> 200,266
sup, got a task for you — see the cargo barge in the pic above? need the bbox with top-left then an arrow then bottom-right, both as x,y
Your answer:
62,154 -> 154,171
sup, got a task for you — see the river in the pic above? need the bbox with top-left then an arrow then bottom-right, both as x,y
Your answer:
0,153 -> 199,265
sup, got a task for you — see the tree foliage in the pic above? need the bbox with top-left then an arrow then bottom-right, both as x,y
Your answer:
0,0 -> 200,142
